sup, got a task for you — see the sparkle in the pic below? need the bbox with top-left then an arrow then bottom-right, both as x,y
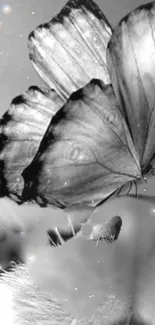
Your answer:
31,11 -> 35,15
1,4 -> 12,15
153,209 -> 155,213
144,188 -> 147,192
27,255 -> 36,263
75,287 -> 78,290
20,34 -> 23,38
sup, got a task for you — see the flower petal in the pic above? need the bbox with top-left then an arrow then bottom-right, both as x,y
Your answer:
0,86 -> 63,202
28,0 -> 112,100
22,79 -> 141,208
107,1 -> 155,168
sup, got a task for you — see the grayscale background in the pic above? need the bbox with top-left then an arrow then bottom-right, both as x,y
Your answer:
0,1 -> 155,324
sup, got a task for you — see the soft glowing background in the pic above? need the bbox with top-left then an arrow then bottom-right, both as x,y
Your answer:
1,0 -> 155,324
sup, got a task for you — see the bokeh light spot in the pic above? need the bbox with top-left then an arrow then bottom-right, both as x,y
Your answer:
1,4 -> 12,15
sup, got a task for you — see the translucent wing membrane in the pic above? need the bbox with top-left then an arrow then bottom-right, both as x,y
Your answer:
107,1 -> 155,168
22,79 -> 141,208
28,0 -> 112,100
0,86 -> 63,202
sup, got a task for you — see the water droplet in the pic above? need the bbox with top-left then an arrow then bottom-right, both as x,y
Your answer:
137,124 -> 140,127
65,298 -> 67,301
144,188 -> 147,192
93,35 -> 98,42
97,260 -> 100,263
27,255 -> 36,263
16,176 -> 21,183
69,145 -> 82,161
153,209 -> 155,213
76,48 -> 81,55
75,287 -> 78,291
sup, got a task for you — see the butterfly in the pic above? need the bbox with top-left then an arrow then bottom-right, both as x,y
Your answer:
1,0 -> 155,321
1,0 -> 155,245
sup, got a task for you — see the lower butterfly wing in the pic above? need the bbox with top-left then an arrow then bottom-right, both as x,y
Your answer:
28,0 -> 112,100
107,1 -> 155,168
22,79 -> 141,208
0,86 -> 63,202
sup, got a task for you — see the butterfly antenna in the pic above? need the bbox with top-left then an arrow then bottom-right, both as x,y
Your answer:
134,180 -> 138,197
47,233 -> 58,248
127,181 -> 132,195
47,227 -> 65,247
67,215 -> 76,237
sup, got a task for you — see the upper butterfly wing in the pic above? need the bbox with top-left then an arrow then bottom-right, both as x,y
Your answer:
107,1 -> 155,169
0,86 -> 63,202
22,79 -> 141,208
28,0 -> 112,100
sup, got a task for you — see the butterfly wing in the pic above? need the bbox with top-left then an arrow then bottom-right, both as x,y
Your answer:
107,1 -> 155,169
22,79 -> 141,208
28,0 -> 112,100
0,86 -> 63,202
